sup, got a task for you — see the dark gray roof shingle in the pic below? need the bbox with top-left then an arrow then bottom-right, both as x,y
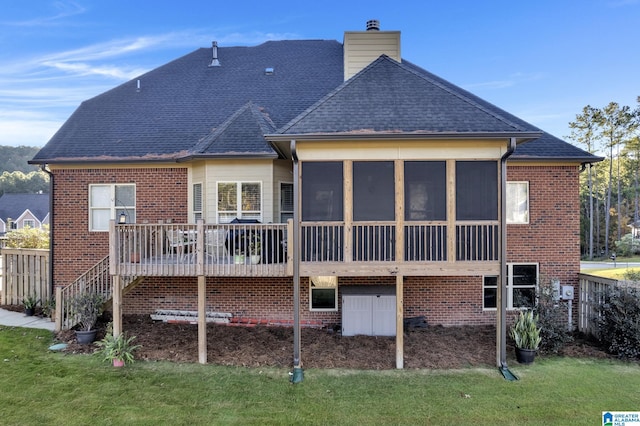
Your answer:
31,38 -> 599,164
0,193 -> 50,223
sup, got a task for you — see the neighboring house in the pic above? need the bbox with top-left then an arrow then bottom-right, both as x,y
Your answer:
31,21 -> 599,370
0,193 -> 50,236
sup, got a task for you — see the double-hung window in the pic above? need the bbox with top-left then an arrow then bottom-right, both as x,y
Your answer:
89,184 -> 136,231
506,182 -> 529,224
483,263 -> 538,309
217,182 -> 261,223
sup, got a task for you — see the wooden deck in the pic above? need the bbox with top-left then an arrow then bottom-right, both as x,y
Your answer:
109,220 -> 500,278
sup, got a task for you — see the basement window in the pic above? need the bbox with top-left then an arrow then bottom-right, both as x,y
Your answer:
309,276 -> 338,311
483,263 -> 538,310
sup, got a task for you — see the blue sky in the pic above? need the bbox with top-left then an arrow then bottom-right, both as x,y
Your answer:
0,0 -> 638,149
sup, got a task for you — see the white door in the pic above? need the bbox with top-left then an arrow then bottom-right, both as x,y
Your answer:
372,295 -> 396,336
342,295 -> 372,336
342,294 -> 396,336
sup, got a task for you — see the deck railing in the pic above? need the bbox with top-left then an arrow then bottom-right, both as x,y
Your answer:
110,221 -> 289,277
110,220 -> 499,277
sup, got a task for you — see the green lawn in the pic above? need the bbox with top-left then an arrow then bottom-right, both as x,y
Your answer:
1,327 -> 639,425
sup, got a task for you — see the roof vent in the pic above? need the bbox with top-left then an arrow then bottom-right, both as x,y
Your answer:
209,41 -> 220,67
265,67 -> 274,75
366,19 -> 380,31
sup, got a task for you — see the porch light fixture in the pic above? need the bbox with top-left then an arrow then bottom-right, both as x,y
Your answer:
118,212 -> 127,224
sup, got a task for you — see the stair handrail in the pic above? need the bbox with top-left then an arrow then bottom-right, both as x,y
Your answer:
55,255 -> 135,331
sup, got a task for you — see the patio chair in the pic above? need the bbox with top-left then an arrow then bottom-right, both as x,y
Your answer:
166,229 -> 194,262
205,229 -> 227,262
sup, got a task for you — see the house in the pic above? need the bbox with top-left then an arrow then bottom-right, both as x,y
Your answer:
0,193 -> 50,236
30,20 -> 599,372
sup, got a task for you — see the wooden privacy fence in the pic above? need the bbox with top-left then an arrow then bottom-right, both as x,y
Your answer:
0,248 -> 50,305
578,273 -> 640,336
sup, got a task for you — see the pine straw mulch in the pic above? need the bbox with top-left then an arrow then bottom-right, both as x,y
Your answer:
48,313 -> 618,370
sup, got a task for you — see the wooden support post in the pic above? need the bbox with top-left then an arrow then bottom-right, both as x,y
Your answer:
113,275 -> 122,337
54,286 -> 62,332
396,274 -> 404,369
198,275 -> 207,364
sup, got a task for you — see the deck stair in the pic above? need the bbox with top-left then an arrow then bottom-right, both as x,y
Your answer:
55,255 -> 142,331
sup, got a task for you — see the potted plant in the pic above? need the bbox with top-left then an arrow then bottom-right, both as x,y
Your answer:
41,296 -> 56,321
96,324 -> 141,367
510,310 -> 542,364
70,290 -> 106,344
234,248 -> 245,264
22,294 -> 39,316
249,234 -> 261,264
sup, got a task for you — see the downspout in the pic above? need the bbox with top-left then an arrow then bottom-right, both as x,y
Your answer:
499,138 -> 518,381
290,140 -> 303,383
40,164 -> 54,298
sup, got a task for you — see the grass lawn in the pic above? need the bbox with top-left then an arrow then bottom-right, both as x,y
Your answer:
1,327 -> 639,425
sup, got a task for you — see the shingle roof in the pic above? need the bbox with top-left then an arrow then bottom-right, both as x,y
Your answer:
32,40 -> 344,163
31,38 -> 598,164
0,193 -> 50,222
280,56 -> 535,135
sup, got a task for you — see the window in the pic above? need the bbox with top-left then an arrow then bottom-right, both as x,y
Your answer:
23,219 -> 36,229
483,263 -> 538,310
301,162 -> 343,221
280,182 -> 293,222
506,182 -> 529,224
217,182 -> 261,223
193,183 -> 203,222
456,161 -> 497,220
309,276 -> 338,311
89,184 -> 136,231
404,161 -> 446,221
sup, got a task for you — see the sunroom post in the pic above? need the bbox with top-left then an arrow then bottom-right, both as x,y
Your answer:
197,275 -> 207,364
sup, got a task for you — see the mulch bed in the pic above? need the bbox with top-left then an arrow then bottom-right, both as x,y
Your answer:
1,303 -> 618,369
45,313 -> 617,370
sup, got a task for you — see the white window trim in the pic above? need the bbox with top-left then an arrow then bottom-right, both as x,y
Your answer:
309,276 -> 338,312
506,181 -> 529,224
483,263 -> 538,310
23,219 -> 36,229
89,184 -> 136,232
216,181 -> 262,224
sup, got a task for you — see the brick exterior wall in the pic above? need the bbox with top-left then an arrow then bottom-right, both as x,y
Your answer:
51,167 -> 188,287
52,164 -> 581,327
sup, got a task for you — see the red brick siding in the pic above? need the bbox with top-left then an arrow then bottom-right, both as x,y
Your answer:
507,165 -> 580,289
53,164 -> 581,326
51,167 -> 188,287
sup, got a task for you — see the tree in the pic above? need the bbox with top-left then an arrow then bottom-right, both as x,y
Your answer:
596,102 -> 637,256
569,106 -> 600,259
0,170 -> 49,195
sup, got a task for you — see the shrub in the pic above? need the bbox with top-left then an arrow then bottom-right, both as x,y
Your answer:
534,278 -> 574,354
595,285 -> 640,359
614,233 -> 640,257
5,225 -> 49,249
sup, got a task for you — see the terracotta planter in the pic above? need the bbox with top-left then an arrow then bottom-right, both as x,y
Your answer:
113,359 -> 125,367
131,252 -> 141,263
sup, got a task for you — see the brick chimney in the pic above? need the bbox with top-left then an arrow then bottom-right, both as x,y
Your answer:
343,20 -> 401,81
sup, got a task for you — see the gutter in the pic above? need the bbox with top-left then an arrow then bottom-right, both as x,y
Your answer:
40,164 -> 54,298
266,131 -> 542,143
499,138 -> 519,381
290,140 -> 303,384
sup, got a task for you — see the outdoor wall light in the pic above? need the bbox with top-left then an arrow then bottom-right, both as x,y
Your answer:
118,212 -> 127,224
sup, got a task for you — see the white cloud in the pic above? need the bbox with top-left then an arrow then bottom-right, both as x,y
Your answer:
3,1 -> 86,27
463,72 -> 547,91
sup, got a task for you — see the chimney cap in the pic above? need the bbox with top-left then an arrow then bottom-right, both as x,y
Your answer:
366,19 -> 380,31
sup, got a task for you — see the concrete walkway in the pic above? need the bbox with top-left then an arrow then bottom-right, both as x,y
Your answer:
0,308 -> 55,331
